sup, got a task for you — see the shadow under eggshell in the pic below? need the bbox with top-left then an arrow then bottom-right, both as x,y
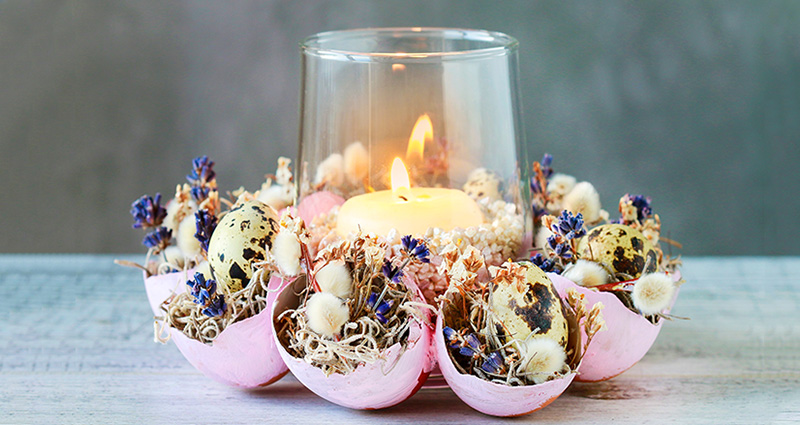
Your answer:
168,274 -> 291,388
548,272 -> 681,382
271,275 -> 435,410
297,191 -> 345,224
143,268 -> 194,316
434,315 -> 575,417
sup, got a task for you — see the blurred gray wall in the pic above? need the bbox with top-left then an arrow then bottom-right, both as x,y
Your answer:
1,0 -> 798,255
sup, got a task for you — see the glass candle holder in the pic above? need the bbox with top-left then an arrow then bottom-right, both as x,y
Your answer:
296,28 -> 530,297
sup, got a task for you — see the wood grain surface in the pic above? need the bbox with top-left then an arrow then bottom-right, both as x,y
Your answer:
1,255 -> 798,424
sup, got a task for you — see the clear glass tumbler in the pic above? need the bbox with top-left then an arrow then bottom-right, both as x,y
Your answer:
296,27 -> 529,264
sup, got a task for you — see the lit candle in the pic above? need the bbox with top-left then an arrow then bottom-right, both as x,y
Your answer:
335,116 -> 484,237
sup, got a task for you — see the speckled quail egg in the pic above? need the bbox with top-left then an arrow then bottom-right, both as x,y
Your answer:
490,262 -> 569,348
578,223 -> 658,279
462,168 -> 502,202
207,200 -> 279,292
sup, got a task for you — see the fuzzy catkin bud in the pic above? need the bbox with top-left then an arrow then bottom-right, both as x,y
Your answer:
272,231 -> 302,276
315,260 -> 353,298
632,273 -> 675,315
520,338 -> 567,384
306,292 -> 349,338
563,260 -> 609,287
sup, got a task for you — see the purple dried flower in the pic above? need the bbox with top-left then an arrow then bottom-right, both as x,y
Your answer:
190,186 -> 210,203
530,177 -> 543,195
459,333 -> 483,358
530,253 -> 556,273
186,155 -> 216,186
443,326 -> 460,349
367,292 -> 393,324
202,294 -> 227,317
194,210 -> 218,253
629,194 -> 653,221
187,272 -> 217,305
552,210 -> 586,240
540,153 -> 554,178
401,235 -> 431,263
481,351 -> 505,374
142,226 -> 172,252
130,193 -> 167,229
381,259 -> 404,283
553,242 -> 573,260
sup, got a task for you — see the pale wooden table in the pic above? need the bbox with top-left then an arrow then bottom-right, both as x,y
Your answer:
1,255 -> 798,424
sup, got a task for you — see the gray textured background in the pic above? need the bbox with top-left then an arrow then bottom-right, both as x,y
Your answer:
1,0 -> 798,255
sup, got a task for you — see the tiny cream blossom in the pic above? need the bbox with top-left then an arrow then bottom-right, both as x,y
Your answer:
546,173 -> 577,197
314,153 -> 345,188
343,142 -> 369,186
315,260 -> 353,298
632,273 -> 675,315
272,231 -> 302,276
562,260 -> 609,287
520,338 -> 567,384
275,157 -> 293,186
164,184 -> 196,232
306,292 -> 349,338
562,181 -> 602,224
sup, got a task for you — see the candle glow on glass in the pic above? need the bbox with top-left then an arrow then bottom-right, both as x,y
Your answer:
335,116 -> 484,237
405,114 -> 432,163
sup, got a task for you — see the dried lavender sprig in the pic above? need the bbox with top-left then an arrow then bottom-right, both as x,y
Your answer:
131,193 -> 167,229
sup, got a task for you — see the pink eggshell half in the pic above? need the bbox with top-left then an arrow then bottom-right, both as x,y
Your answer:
169,274 -> 291,388
548,272 -> 681,382
142,268 -> 193,316
434,314 -> 575,417
297,191 -> 345,224
271,275 -> 435,410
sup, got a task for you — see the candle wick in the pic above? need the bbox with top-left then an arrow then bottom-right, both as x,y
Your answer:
399,195 -> 408,202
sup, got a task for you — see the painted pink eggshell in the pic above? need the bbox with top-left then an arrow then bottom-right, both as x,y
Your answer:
142,268 -> 193,316
169,274 -> 291,388
434,314 -> 575,417
271,276 -> 435,410
548,272 -> 680,382
297,191 -> 345,224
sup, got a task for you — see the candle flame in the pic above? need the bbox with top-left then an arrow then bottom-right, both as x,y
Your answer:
406,114 -> 432,162
391,157 -> 411,192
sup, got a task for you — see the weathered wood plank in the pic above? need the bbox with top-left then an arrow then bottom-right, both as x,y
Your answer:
1,255 -> 798,424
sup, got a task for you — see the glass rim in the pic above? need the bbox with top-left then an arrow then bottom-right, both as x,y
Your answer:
300,27 -> 518,62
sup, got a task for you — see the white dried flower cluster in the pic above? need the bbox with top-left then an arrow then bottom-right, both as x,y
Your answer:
632,272 -> 675,315
424,199 -> 524,267
562,260 -> 609,288
546,173 -> 577,198
519,337 -> 567,384
314,260 -> 353,298
305,292 -> 350,338
257,157 -> 295,210
462,168 -> 502,202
